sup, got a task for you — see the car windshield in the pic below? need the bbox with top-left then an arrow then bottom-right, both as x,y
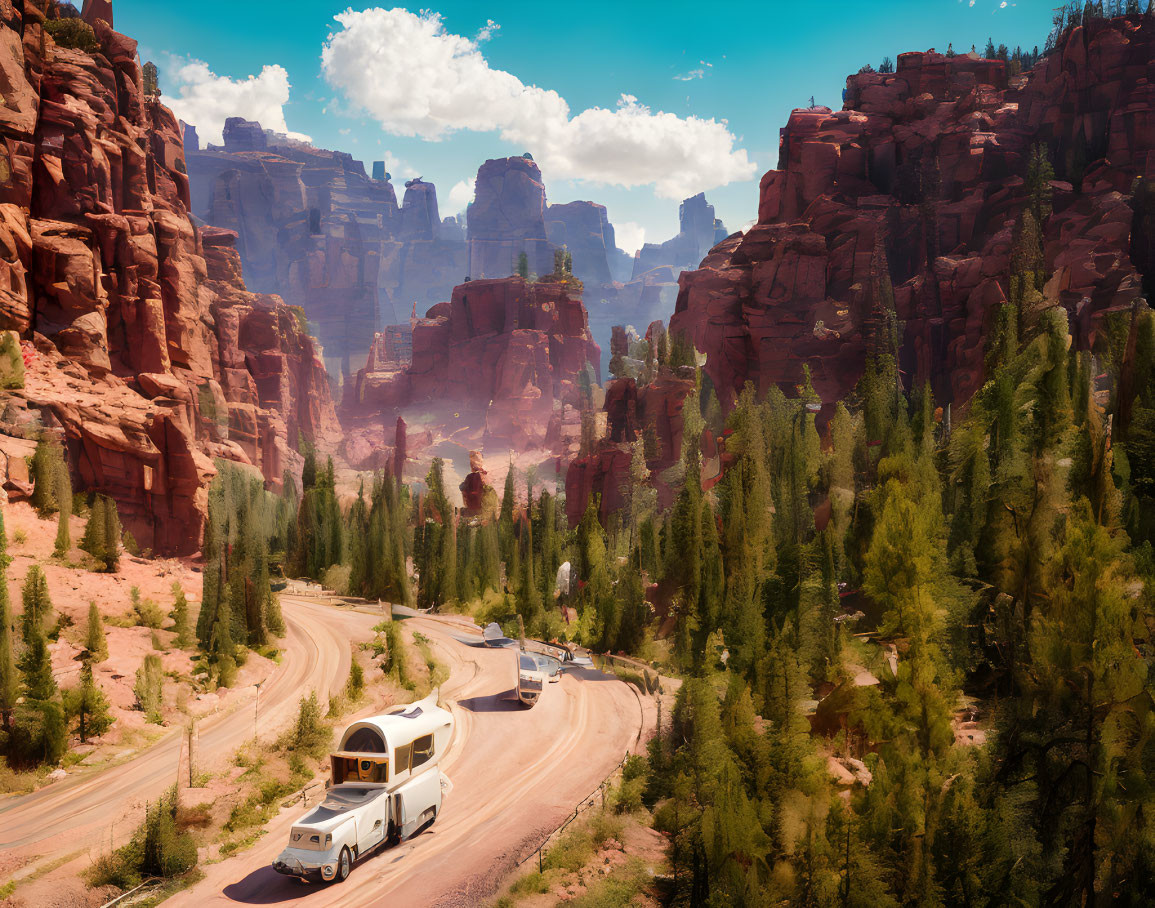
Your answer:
519,653 -> 539,672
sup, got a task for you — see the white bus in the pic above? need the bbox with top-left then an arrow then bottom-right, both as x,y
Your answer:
273,691 -> 453,884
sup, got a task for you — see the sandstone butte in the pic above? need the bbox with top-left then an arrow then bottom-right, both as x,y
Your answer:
343,274 -> 602,457
185,119 -> 468,378
670,15 -> 1155,421
0,1 -> 340,555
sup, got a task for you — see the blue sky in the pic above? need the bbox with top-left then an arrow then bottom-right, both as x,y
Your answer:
117,0 -> 1062,251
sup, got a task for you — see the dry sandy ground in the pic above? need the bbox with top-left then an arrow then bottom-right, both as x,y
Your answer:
166,614 -> 656,908
1,500 -> 279,751
0,596 -> 381,907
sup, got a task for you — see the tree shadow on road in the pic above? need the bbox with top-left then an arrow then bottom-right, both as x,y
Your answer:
457,688 -> 527,712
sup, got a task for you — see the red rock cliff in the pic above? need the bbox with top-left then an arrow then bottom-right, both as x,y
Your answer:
671,15 -> 1155,415
348,275 -> 600,451
0,0 -> 339,554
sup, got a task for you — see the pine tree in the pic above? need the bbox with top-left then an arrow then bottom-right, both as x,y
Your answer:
1026,143 -> 1055,228
53,461 -> 72,558
134,653 -> 164,724
10,619 -> 66,765
84,600 -> 108,661
169,583 -> 192,648
29,438 -> 62,514
1003,504 -> 1155,903
498,463 -> 516,569
21,564 -> 53,645
80,493 -> 106,561
63,658 -> 112,743
0,509 -> 17,730
101,495 -> 122,571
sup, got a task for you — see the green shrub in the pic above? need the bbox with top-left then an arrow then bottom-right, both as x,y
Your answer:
0,331 -> 23,390
87,786 -> 197,888
321,563 -> 351,595
130,586 -> 165,629
45,18 -> 100,54
281,691 -> 329,758
134,654 -> 164,723
510,871 -> 549,896
345,658 -> 364,700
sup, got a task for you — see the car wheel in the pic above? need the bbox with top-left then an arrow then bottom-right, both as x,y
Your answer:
335,846 -> 352,883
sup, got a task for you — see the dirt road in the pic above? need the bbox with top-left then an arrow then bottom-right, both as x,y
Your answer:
168,614 -> 655,908
0,597 -> 378,872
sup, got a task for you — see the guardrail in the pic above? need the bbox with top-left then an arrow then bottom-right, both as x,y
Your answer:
514,752 -> 632,875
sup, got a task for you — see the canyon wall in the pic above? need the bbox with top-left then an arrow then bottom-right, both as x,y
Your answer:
185,124 -> 466,376
671,15 -> 1155,416
0,0 -> 339,553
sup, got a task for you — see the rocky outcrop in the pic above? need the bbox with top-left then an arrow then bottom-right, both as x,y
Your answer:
564,366 -> 695,526
467,156 -> 555,279
672,16 -> 1155,415
185,125 -> 466,376
632,192 -> 729,280
0,1 -> 338,554
546,201 -> 632,286
347,275 -> 601,450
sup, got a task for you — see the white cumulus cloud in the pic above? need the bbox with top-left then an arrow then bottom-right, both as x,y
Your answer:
614,222 -> 645,256
448,178 -> 476,213
164,59 -> 310,146
320,8 -> 755,200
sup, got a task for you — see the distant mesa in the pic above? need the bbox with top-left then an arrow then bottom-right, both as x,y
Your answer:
184,120 -> 466,378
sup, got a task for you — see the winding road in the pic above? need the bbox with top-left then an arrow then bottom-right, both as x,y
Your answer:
168,612 -> 654,908
0,598 -> 378,880
0,597 -> 654,907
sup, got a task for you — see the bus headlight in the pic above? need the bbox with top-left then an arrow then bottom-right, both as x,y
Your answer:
321,863 -> 336,880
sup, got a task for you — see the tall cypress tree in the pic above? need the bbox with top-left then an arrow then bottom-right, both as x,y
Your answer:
169,584 -> 192,649
53,461 -> 72,558
21,565 -> 53,645
84,600 -> 108,661
0,509 -> 17,730
101,495 -> 122,572
80,494 -> 106,563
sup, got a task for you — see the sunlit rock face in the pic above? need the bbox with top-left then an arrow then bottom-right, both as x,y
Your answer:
186,125 -> 467,378
345,275 -> 600,453
0,2 -> 339,554
672,16 -> 1155,419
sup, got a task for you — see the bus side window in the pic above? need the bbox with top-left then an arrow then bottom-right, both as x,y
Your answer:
395,742 -> 412,775
411,734 -> 434,769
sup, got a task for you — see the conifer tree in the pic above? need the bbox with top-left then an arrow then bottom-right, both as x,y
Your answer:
169,583 -> 192,648
0,510 -> 17,730
53,461 -> 72,558
29,438 -> 62,514
21,564 -> 53,645
498,463 -> 516,568
10,618 -> 66,765
63,658 -> 112,743
80,493 -> 106,562
84,600 -> 108,661
1003,503 -> 1155,902
134,653 -> 164,723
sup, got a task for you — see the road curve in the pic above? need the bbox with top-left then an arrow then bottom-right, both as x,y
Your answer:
168,614 -> 655,908
0,597 -> 377,866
